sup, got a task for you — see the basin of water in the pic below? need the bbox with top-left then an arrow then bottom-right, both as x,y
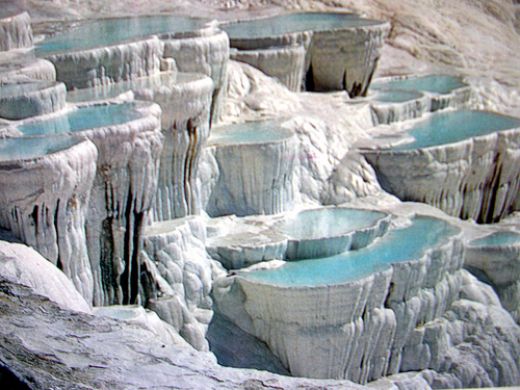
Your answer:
222,12 -> 382,40
469,231 -> 520,248
66,72 -> 205,103
371,75 -> 467,95
36,15 -> 209,55
393,110 -> 520,151
242,216 -> 459,287
208,121 -> 294,145
0,136 -> 79,162
373,90 -> 423,103
17,103 -> 144,136
277,208 -> 390,259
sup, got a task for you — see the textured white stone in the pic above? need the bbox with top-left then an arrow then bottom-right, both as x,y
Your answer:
231,44 -> 306,91
0,12 -> 32,51
140,216 -> 217,351
44,37 -> 163,89
0,138 -> 98,302
0,80 -> 67,120
0,240 -> 92,313
162,26 -> 230,123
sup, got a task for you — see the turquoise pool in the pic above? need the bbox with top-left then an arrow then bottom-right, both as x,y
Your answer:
0,136 -> 79,162
222,12 -> 382,40
393,110 -> 520,151
242,216 -> 459,287
17,103 -> 143,136
209,121 -> 293,145
470,231 -> 520,247
36,15 -> 209,55
371,75 -> 467,95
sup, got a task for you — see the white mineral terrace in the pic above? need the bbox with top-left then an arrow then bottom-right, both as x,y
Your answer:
0,7 -> 519,390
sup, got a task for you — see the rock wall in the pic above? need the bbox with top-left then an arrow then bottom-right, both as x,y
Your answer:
0,138 -> 98,302
134,74 -> 214,221
43,37 -> 163,89
0,12 -> 32,51
206,132 -> 297,217
307,24 -> 390,97
139,217 -> 217,351
162,27 -> 230,123
80,103 -> 163,306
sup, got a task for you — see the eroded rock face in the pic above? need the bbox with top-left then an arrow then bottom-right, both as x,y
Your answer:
43,37 -> 164,89
0,12 -> 33,51
0,137 -> 98,302
139,216 -> 216,351
206,121 -> 297,217
162,26 -> 230,124
0,277 -> 367,390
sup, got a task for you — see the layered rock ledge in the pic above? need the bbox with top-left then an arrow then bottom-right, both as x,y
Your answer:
221,12 -> 390,96
362,110 -> 520,223
206,120 -> 297,217
0,136 -> 97,302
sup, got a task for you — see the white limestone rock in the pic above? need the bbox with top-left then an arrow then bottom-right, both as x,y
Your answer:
139,216 -> 216,351
162,25 -> 230,123
206,121 -> 298,217
231,44 -> 306,92
0,51 -> 56,83
363,120 -> 520,223
93,304 -> 191,347
0,80 -> 67,120
0,11 -> 33,51
132,73 -> 214,221
308,23 -> 390,96
0,137 -> 98,302
0,240 -> 91,313
44,37 -> 163,89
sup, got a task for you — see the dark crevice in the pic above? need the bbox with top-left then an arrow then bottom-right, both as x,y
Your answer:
54,200 -> 63,271
304,62 -> 315,91
121,190 -> 143,305
0,364 -> 31,390
30,205 -> 38,231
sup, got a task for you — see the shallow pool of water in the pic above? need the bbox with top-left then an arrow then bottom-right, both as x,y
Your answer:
209,121 -> 294,145
66,72 -> 203,103
279,208 -> 385,240
393,110 -> 520,151
242,216 -> 459,287
0,136 -> 79,162
36,15 -> 209,55
470,231 -> 520,247
222,12 -> 382,40
17,103 -> 143,136
371,75 -> 467,95
373,90 -> 423,103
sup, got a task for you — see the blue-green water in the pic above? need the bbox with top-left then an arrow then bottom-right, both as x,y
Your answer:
393,110 -> 520,151
470,231 -> 520,247
374,90 -> 423,103
209,121 -> 293,145
66,72 -> 203,103
36,15 -> 208,55
0,81 -> 55,98
18,103 -> 142,136
279,208 -> 385,239
242,216 -> 458,287
222,12 -> 382,39
371,75 -> 467,95
0,136 -> 78,162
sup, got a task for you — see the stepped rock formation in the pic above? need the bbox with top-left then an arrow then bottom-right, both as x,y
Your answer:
0,2 -> 519,390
